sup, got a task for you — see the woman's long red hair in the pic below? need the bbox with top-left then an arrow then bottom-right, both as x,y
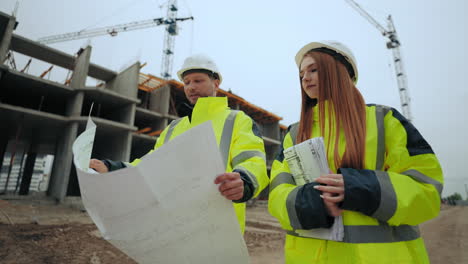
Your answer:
296,51 -> 366,170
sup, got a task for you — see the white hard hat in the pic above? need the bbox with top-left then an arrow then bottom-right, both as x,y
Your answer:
295,40 -> 358,83
177,54 -> 223,84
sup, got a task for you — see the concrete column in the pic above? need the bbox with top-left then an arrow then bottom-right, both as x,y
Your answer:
0,135 -> 8,177
149,84 -> 171,129
262,121 -> 281,166
48,46 -> 91,201
149,85 -> 171,114
70,46 -> 92,89
263,121 -> 280,141
106,62 -> 139,162
111,103 -> 135,126
121,132 -> 132,162
119,103 -> 134,162
14,140 -> 29,192
66,46 -> 91,115
106,62 -> 139,99
19,145 -> 37,195
0,15 -> 17,63
48,122 -> 78,202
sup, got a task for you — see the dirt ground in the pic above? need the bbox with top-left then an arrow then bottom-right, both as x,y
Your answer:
0,198 -> 466,264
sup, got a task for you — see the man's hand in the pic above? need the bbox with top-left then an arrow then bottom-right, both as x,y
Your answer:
214,172 -> 244,201
89,159 -> 109,173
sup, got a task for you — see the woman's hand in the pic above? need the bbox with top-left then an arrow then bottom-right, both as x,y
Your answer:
314,174 -> 345,217
321,192 -> 343,217
214,172 -> 244,201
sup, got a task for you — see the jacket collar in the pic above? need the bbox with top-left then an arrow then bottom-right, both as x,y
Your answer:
190,97 -> 229,126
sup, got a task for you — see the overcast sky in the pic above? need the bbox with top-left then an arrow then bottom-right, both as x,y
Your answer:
1,0 -> 467,198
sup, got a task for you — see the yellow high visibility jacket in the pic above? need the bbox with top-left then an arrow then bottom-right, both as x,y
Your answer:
268,104 -> 443,263
132,96 -> 268,233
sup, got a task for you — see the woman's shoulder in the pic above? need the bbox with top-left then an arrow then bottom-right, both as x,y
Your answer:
287,121 -> 300,130
365,103 -> 393,111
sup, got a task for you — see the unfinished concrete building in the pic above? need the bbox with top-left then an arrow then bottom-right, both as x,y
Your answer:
0,11 -> 284,202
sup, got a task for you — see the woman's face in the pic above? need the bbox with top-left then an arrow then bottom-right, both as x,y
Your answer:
300,55 -> 319,99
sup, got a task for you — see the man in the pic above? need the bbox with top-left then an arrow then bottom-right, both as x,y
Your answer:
90,54 -> 268,233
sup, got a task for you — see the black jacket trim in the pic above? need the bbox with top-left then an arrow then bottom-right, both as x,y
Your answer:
232,169 -> 255,203
339,168 -> 381,216
102,159 -> 127,172
295,182 -> 334,229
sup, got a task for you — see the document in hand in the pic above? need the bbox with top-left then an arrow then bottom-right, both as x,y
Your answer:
72,118 -> 249,263
283,137 -> 344,241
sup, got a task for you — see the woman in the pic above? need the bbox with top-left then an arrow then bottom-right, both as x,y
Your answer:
268,40 -> 443,263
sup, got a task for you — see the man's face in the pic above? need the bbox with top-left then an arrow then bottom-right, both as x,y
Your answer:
183,72 -> 220,104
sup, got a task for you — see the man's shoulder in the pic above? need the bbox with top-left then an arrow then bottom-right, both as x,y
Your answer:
228,109 -> 248,119
166,116 -> 189,130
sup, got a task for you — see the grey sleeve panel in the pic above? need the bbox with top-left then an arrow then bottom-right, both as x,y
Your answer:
269,172 -> 295,193
286,186 -> 302,229
289,122 -> 299,145
372,170 -> 398,222
164,118 -> 183,144
231,150 -> 266,168
402,169 -> 443,196
374,105 -> 390,170
219,110 -> 239,167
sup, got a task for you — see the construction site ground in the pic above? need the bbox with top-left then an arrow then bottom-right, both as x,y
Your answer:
0,198 -> 467,264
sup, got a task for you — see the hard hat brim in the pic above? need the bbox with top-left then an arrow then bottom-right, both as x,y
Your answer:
177,67 -> 223,84
295,41 -> 358,83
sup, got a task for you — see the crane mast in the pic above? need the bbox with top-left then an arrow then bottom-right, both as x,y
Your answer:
161,0 -> 178,79
345,0 -> 412,121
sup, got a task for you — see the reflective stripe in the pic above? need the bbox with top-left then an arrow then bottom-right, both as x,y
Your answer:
219,110 -> 238,167
403,169 -> 443,195
232,150 -> 266,168
235,166 -> 259,193
375,105 -> 389,170
372,170 -> 397,222
289,123 -> 299,145
270,172 -> 295,193
286,223 -> 420,243
286,187 -> 302,230
343,223 -> 420,243
164,118 -> 182,144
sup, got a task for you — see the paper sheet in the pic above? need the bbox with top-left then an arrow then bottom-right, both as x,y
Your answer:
72,119 -> 249,263
284,137 -> 344,241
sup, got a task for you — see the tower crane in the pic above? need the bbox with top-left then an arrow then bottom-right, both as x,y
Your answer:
161,0 -> 179,79
345,0 -> 412,121
38,1 -> 193,79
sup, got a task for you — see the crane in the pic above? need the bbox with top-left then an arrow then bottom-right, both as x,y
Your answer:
37,17 -> 192,45
38,1 -> 193,79
161,0 -> 178,79
345,0 -> 412,121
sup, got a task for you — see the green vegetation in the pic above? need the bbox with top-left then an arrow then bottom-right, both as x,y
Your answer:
443,192 -> 463,205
